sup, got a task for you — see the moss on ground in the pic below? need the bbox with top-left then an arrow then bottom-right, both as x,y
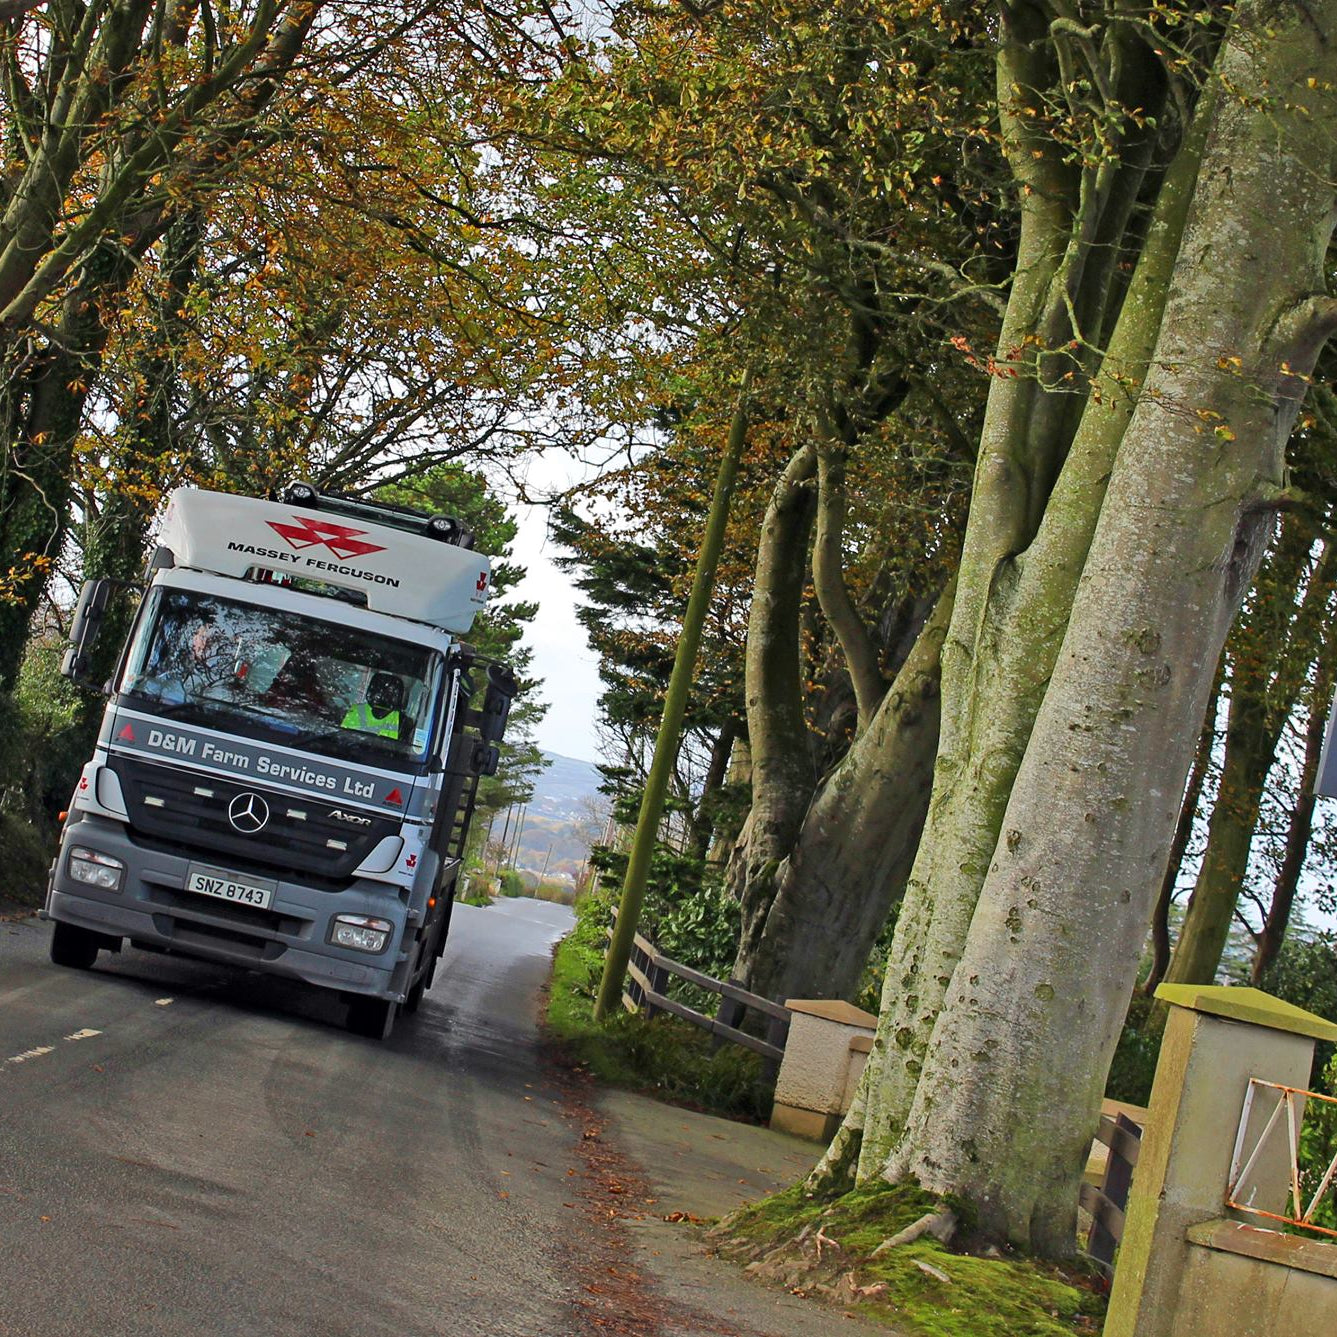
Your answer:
715,1181 -> 1106,1337
547,890 -> 772,1121
550,894 -> 1106,1335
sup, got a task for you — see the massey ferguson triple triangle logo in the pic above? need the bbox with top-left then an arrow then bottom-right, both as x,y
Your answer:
266,516 -> 385,561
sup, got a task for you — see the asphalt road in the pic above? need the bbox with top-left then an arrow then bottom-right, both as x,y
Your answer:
0,898 -> 593,1337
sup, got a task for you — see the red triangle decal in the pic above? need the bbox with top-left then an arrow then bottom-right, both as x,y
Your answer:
384,787 -> 403,806
117,724 -> 135,742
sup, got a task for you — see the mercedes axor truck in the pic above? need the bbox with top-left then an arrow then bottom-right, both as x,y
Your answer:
44,483 -> 516,1038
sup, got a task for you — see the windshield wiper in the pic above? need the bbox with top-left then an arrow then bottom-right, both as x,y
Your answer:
290,727 -> 412,767
123,695 -> 200,720
287,726 -> 352,750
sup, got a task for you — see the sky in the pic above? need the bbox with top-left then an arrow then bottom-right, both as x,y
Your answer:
504,459 -> 605,765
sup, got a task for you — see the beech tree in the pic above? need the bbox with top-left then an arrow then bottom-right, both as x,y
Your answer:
1252,628 -> 1337,982
1148,368 -> 1337,990
811,0 -> 1337,1256
512,1 -> 1002,1002
0,0 -> 341,684
1162,519 -> 1337,990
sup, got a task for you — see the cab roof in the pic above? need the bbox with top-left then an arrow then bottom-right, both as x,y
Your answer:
158,487 -> 492,633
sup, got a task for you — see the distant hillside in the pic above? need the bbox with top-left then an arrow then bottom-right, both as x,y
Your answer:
485,751 -> 608,886
528,751 -> 604,822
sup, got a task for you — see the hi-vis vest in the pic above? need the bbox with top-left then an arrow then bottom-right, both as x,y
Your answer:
341,703 -> 401,738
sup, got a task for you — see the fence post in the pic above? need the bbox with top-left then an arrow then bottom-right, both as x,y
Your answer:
1087,1112 -> 1140,1272
769,1000 -> 877,1141
713,981 -> 747,1046
761,1013 -> 790,1087
644,954 -> 669,1018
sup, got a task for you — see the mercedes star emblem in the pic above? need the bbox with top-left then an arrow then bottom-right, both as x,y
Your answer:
227,791 -> 270,834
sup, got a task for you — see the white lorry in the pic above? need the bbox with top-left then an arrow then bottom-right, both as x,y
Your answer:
44,483 -> 516,1038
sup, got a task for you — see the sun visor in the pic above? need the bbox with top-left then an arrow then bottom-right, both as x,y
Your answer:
158,488 -> 491,632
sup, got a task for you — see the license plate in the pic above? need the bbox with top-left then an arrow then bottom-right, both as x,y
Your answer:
184,864 -> 275,910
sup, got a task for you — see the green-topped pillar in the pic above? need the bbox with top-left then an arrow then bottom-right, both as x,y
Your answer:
1104,985 -> 1337,1337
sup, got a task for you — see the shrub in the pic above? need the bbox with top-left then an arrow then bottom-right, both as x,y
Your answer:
1105,995 -> 1161,1106
1260,934 -> 1337,1090
0,810 -> 52,907
548,888 -> 773,1121
1298,1053 -> 1337,1233
533,881 -> 576,906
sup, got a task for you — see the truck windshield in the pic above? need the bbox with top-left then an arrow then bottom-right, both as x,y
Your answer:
117,588 -> 445,770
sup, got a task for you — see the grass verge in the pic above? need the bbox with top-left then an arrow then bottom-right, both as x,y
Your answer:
547,889 -> 773,1121
550,894 -> 1107,1335
714,1182 -> 1107,1336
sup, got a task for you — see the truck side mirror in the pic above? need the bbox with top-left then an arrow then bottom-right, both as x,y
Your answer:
479,664 -> 518,745
61,578 -> 112,683
471,741 -> 501,777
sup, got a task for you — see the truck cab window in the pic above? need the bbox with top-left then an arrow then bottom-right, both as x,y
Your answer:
119,588 -> 443,769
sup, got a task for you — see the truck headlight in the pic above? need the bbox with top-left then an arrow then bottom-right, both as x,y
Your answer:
68,846 -> 125,891
330,914 -> 393,954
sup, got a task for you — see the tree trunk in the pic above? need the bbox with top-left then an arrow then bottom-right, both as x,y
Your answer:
734,576 -> 953,1004
812,426 -> 885,736
728,444 -> 819,992
1165,527 -> 1335,988
843,9 -> 1191,1187
67,212 -> 205,763
1141,670 -> 1221,996
707,736 -> 751,868
0,238 -> 137,686
688,720 -> 736,861
1253,602 -> 1337,982
871,5 -> 1337,1253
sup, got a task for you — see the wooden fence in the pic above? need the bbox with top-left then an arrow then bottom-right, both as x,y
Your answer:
608,916 -> 1142,1268
608,918 -> 791,1069
1080,1107 -> 1144,1273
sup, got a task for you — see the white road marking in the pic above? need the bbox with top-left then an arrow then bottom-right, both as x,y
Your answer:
3,1028 -> 106,1071
5,1046 -> 54,1066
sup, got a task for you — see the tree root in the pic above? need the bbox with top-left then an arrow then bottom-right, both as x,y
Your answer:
869,1208 -> 958,1257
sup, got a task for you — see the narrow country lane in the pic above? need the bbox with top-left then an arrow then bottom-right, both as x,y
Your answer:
0,899 -> 594,1337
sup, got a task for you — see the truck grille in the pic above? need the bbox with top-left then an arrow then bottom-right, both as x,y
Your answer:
108,754 -> 400,884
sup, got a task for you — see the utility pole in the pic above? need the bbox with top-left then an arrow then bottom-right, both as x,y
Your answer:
497,804 -> 515,872
509,804 -> 527,871
595,371 -> 752,1021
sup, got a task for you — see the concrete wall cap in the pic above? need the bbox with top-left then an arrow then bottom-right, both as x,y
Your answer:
1153,983 -> 1337,1043
784,999 -> 878,1028
1186,1219 -> 1337,1280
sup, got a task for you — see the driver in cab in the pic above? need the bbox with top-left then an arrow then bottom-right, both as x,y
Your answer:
342,672 -> 405,741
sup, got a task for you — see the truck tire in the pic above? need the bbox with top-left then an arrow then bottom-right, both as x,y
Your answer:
50,921 -> 102,970
345,995 -> 397,1040
403,936 -> 434,1014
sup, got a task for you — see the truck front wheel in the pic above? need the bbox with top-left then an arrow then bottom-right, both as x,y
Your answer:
345,994 -> 397,1040
403,938 -> 434,1014
50,921 -> 102,970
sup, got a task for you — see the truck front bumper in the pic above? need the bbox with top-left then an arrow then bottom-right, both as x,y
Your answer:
46,815 -> 410,1000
